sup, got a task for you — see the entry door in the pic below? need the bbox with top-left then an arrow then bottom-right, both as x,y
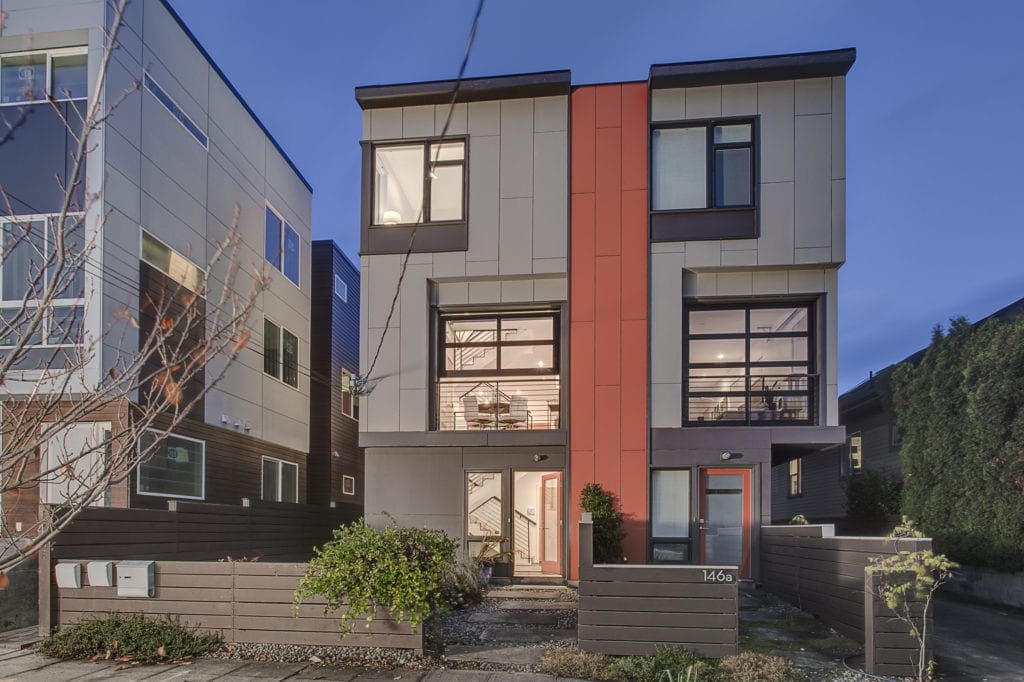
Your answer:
539,472 -> 563,574
698,468 -> 751,577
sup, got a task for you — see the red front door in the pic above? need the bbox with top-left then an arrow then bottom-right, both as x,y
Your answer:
539,472 -> 562,574
698,468 -> 752,578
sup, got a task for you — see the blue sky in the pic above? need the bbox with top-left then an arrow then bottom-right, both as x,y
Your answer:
170,0 -> 1024,391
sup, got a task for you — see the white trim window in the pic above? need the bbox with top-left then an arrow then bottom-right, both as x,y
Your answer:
334,274 -> 347,302
0,48 -> 88,105
137,430 -> 205,500
264,318 -> 299,388
341,369 -> 358,420
0,213 -> 86,348
264,204 -> 300,287
140,229 -> 205,294
41,421 -> 111,506
849,433 -> 863,472
142,72 -> 208,148
262,456 -> 298,503
342,474 -> 355,496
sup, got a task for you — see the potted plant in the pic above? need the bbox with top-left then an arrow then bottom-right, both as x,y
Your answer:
474,535 -> 511,585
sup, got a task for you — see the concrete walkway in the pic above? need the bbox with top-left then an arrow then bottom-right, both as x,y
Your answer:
0,649 -> 578,681
933,595 -> 1024,681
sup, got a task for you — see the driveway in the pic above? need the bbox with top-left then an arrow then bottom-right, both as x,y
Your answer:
934,595 -> 1024,680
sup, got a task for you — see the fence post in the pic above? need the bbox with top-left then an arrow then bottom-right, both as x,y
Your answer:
864,570 -> 877,674
37,543 -> 53,638
579,514 -> 593,580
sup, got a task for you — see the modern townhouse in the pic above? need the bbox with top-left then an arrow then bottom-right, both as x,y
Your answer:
357,48 -> 854,583
0,0 -> 313,527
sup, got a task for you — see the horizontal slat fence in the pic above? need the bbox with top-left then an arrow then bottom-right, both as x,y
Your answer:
54,560 -> 422,653
761,524 -> 932,677
578,521 -> 738,658
52,500 -> 351,562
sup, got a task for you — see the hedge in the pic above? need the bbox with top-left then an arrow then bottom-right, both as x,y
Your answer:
892,316 -> 1024,572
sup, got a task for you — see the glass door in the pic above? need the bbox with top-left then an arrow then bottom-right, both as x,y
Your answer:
512,470 -> 563,578
698,468 -> 751,577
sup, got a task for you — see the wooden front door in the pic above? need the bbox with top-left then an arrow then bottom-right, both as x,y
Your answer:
539,472 -> 562,574
698,468 -> 752,578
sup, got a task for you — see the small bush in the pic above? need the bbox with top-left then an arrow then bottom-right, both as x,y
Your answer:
440,557 -> 484,610
538,648 -> 612,680
606,646 -> 713,682
294,520 -> 459,632
581,483 -> 626,563
38,614 -> 220,663
717,652 -> 802,682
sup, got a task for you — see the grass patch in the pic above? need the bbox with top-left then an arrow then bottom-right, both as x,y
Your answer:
38,613 -> 221,663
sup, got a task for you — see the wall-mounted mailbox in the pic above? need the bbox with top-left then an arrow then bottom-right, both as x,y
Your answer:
116,560 -> 155,597
55,562 -> 81,589
87,561 -> 115,587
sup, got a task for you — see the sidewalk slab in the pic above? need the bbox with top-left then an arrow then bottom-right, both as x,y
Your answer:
130,659 -> 252,681
210,661 -> 311,680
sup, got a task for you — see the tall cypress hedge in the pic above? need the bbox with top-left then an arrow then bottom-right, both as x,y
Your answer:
892,316 -> 1024,572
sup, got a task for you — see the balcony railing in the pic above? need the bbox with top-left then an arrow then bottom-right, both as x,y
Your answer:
686,373 -> 817,426
437,377 -> 561,430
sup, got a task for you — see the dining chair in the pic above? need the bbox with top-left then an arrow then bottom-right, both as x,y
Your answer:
462,396 -> 493,429
500,395 -> 529,429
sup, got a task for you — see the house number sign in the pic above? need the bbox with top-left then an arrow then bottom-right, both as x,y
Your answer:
703,569 -> 735,583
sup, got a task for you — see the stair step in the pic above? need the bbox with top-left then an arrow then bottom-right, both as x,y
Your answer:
485,589 -> 567,600
445,644 -> 547,666
467,611 -> 559,625
478,627 -> 576,643
498,600 -> 577,611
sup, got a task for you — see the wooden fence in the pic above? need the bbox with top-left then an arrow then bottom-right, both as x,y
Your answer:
760,524 -> 932,677
52,560 -> 423,653
578,521 -> 738,658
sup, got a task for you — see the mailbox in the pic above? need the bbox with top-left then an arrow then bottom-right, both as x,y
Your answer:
55,562 -> 81,589
116,560 -> 155,597
87,561 -> 115,587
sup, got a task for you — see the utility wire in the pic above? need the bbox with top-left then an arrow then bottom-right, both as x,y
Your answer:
358,0 -> 486,395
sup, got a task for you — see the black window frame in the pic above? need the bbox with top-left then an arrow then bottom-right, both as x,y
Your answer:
684,300 -> 817,427
437,311 -> 560,379
263,317 -> 299,389
650,117 -> 757,213
370,137 -> 468,227
648,467 -> 694,565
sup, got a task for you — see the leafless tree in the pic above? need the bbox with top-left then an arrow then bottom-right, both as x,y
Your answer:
0,0 -> 270,576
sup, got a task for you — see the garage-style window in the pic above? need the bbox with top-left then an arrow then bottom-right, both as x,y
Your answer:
137,430 -> 205,500
372,140 -> 465,225
652,121 -> 754,211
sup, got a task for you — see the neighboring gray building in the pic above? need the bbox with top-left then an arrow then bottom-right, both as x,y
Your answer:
0,0 -> 314,526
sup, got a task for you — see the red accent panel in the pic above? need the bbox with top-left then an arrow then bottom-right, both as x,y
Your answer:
569,82 -> 649,579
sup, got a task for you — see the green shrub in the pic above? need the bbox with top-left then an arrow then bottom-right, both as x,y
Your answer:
605,646 -> 713,682
38,614 -> 220,663
538,648 -> 612,680
844,469 -> 902,527
716,652 -> 802,681
294,520 -> 458,632
440,557 -> 484,610
893,316 -> 1024,571
580,483 -> 626,563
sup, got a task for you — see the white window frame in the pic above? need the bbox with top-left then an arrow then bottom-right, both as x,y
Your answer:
788,457 -> 802,497
341,369 -> 357,420
849,433 -> 863,472
264,202 -> 300,289
342,474 -> 355,496
0,47 -> 88,106
334,274 -> 347,302
263,316 -> 300,390
41,421 -> 111,506
142,71 -> 209,149
261,456 -> 299,503
0,213 -> 87,349
136,429 -> 206,500
139,228 -> 206,295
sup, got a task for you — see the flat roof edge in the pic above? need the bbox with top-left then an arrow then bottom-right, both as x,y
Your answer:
355,69 -> 571,109
650,48 -> 856,89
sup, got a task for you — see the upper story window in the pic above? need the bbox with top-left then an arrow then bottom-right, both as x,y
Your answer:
137,430 -> 205,500
263,317 -> 299,388
0,49 -> 87,104
685,302 -> 815,426
341,369 -> 358,420
334,274 -> 348,302
143,73 -> 208,149
140,230 -> 205,294
0,214 -> 85,348
436,311 -> 560,431
372,139 -> 465,226
849,433 -> 863,471
264,205 -> 300,287
788,458 -> 803,497
652,121 -> 754,211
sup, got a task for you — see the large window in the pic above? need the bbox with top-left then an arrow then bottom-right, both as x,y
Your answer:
264,205 -> 300,287
686,302 -> 815,425
262,456 -> 298,503
140,230 -> 204,293
650,469 -> 691,563
41,422 -> 111,506
437,311 -> 560,431
373,140 -> 465,226
263,318 -> 299,388
0,49 -> 87,104
652,121 -> 754,211
0,214 -> 86,348
137,430 -> 205,499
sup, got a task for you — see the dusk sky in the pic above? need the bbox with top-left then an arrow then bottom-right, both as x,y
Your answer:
170,0 -> 1024,392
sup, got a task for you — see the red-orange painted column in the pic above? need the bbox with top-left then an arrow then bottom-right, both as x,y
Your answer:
569,82 -> 648,578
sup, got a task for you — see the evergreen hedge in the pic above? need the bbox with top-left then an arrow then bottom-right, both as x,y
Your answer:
891,316 -> 1024,572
